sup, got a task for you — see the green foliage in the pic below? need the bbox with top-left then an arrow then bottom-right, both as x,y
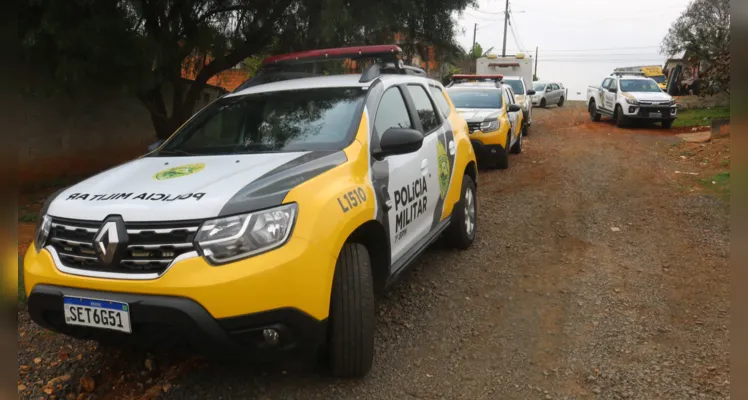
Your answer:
661,0 -> 730,95
20,0 -> 476,138
672,106 -> 730,127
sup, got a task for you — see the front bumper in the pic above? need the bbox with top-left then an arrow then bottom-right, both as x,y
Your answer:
470,140 -> 507,165
623,104 -> 678,120
27,284 -> 326,358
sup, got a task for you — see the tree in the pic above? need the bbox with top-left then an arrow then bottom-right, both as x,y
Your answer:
661,0 -> 730,95
20,0 -> 476,139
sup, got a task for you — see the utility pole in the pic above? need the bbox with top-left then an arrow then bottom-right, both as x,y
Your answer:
534,46 -> 538,80
472,23 -> 477,55
501,0 -> 510,57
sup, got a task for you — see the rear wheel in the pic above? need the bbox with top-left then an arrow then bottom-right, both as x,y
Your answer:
589,101 -> 601,122
327,243 -> 375,378
443,174 -> 477,249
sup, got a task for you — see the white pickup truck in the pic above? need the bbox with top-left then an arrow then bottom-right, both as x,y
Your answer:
587,74 -> 677,128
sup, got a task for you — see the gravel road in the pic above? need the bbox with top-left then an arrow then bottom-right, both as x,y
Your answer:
17,102 -> 730,400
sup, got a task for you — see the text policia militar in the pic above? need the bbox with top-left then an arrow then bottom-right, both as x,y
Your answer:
65,192 -> 206,202
394,176 -> 428,233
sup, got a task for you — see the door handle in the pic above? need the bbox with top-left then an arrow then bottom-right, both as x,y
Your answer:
448,140 -> 456,155
421,159 -> 428,175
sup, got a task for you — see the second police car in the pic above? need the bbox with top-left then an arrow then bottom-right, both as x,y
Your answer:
447,74 -> 525,169
23,45 -> 479,378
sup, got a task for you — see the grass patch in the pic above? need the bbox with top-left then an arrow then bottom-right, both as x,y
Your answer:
19,211 -> 38,223
673,106 -> 730,128
699,171 -> 730,201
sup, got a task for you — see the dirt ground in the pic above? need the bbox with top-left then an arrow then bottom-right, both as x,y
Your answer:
17,101 -> 731,400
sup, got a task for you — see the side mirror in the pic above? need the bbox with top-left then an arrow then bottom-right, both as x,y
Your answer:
148,140 -> 164,152
545,87 -> 552,92
526,89 -> 536,95
508,104 -> 521,113
374,128 -> 424,159
609,88 -> 618,93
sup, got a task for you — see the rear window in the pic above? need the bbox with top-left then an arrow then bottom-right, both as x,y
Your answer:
156,87 -> 365,155
447,90 -> 503,109
429,86 -> 452,117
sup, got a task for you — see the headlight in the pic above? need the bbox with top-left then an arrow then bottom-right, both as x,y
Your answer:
195,203 -> 297,265
34,215 -> 52,253
625,97 -> 639,105
480,120 -> 500,132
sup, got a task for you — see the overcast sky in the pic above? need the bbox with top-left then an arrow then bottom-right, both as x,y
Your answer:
454,0 -> 691,100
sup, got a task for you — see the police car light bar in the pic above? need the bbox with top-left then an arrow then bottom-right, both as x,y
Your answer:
451,74 -> 504,81
262,45 -> 402,66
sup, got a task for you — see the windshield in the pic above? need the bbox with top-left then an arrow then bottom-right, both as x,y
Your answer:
620,79 -> 662,93
447,90 -> 503,109
533,83 -> 546,92
156,87 -> 365,155
651,75 -> 667,84
504,80 -> 525,94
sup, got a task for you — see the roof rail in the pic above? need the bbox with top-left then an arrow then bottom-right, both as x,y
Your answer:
610,71 -> 645,77
231,44 -> 427,93
447,74 -> 504,87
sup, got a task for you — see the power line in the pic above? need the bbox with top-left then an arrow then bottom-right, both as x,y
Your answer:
535,46 -> 662,53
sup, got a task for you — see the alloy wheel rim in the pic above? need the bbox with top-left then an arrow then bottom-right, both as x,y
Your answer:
464,188 -> 475,236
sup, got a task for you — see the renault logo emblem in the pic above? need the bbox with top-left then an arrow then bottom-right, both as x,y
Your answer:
93,216 -> 129,266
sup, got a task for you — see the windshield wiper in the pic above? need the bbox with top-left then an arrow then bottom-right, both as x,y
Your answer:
157,149 -> 197,156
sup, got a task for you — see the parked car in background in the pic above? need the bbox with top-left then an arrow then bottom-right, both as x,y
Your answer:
501,76 -> 535,135
587,73 -> 677,128
531,81 -> 565,108
447,74 -> 524,170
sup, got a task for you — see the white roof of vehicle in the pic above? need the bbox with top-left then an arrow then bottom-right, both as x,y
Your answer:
615,75 -> 652,80
447,82 -> 502,90
228,73 -> 440,97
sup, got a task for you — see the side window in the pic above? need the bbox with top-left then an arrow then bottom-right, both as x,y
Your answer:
502,90 -> 510,106
406,84 -> 441,134
602,78 -> 612,89
551,83 -> 560,91
429,85 -> 452,117
374,87 -> 413,136
608,79 -> 618,90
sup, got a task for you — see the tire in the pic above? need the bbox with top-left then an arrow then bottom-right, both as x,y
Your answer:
540,98 -> 546,108
510,128 -> 523,154
661,119 -> 673,129
589,101 -> 601,122
558,97 -> 564,107
327,243 -> 375,378
615,105 -> 627,127
443,174 -> 477,249
495,133 -> 510,169
522,121 -> 530,136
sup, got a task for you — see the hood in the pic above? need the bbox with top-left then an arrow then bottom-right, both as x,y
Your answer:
515,95 -> 527,105
455,108 -> 501,122
46,151 -> 346,222
623,91 -> 673,102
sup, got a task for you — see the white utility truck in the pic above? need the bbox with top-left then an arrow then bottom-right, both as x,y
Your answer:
587,73 -> 677,128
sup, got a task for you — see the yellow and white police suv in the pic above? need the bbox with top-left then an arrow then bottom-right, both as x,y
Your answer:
24,45 -> 479,378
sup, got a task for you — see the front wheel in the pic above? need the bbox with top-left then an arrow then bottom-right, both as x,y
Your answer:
540,98 -> 546,108
661,119 -> 674,129
510,130 -> 523,154
327,243 -> 375,378
615,105 -> 627,127
443,174 -> 477,249
558,97 -> 564,107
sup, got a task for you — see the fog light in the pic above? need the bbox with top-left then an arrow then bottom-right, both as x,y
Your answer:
629,107 -> 636,113
263,328 -> 280,346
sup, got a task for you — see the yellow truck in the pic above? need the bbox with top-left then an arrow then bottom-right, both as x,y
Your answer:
613,66 -> 667,90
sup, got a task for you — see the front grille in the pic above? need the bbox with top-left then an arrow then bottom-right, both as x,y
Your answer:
47,217 -> 200,275
467,122 -> 481,132
636,106 -> 672,117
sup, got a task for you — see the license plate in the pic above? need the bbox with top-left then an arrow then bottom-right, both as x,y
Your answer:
649,112 -> 663,118
63,296 -> 132,333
